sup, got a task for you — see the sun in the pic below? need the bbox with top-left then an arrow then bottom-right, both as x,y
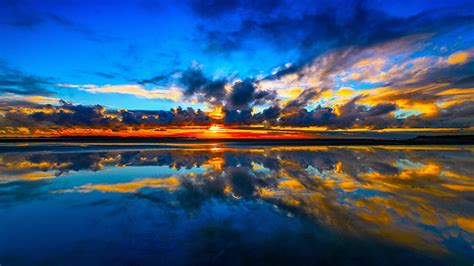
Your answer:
208,124 -> 223,133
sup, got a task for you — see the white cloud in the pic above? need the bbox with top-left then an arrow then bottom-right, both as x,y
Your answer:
59,83 -> 183,101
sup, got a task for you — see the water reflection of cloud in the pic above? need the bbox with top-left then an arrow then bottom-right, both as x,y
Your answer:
79,177 -> 180,193
0,145 -> 473,260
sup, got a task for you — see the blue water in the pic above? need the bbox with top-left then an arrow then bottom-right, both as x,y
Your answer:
0,144 -> 473,265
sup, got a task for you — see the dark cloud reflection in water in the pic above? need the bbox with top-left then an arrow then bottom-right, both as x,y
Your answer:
0,144 -> 473,265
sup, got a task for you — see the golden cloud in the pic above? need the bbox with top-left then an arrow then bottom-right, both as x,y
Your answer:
447,51 -> 470,65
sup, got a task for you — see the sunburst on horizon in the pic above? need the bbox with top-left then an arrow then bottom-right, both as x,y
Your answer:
208,124 -> 224,133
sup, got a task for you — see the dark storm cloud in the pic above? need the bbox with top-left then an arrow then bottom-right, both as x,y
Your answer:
0,62 -> 54,96
179,67 -> 227,105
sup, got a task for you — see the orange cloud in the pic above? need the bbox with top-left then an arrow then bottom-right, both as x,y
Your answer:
447,51 -> 470,65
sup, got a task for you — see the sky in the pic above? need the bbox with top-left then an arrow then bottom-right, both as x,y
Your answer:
0,0 -> 473,138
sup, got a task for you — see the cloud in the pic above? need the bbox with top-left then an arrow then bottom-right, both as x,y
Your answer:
260,31 -> 474,120
227,166 -> 257,198
1,94 -> 471,133
0,100 -> 212,133
223,105 -> 282,125
0,95 -> 59,108
222,96 -> 404,129
136,74 -> 169,85
226,78 -> 276,110
227,79 -> 255,109
282,88 -> 326,113
189,2 -> 474,126
178,66 -> 278,110
223,109 -> 253,125
404,101 -> 474,128
120,107 -> 211,127
79,177 -> 180,193
179,67 -> 227,106
194,0 -> 474,64
0,62 -> 54,96
30,100 -> 114,128
447,51 -> 470,65
61,83 -> 182,101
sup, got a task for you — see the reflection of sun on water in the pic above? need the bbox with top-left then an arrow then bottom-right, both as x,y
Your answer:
204,157 -> 224,171
210,144 -> 222,152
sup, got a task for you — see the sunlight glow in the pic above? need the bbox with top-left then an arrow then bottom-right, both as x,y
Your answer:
208,124 -> 224,133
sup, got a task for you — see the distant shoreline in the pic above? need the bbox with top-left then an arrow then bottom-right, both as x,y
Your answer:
0,135 -> 473,146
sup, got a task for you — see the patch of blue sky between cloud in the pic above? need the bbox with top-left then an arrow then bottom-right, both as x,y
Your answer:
394,109 -> 422,119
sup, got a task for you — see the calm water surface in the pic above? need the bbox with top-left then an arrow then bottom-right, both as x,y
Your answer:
0,144 -> 473,265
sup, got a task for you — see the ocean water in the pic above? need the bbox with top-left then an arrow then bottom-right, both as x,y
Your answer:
0,144 -> 473,265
